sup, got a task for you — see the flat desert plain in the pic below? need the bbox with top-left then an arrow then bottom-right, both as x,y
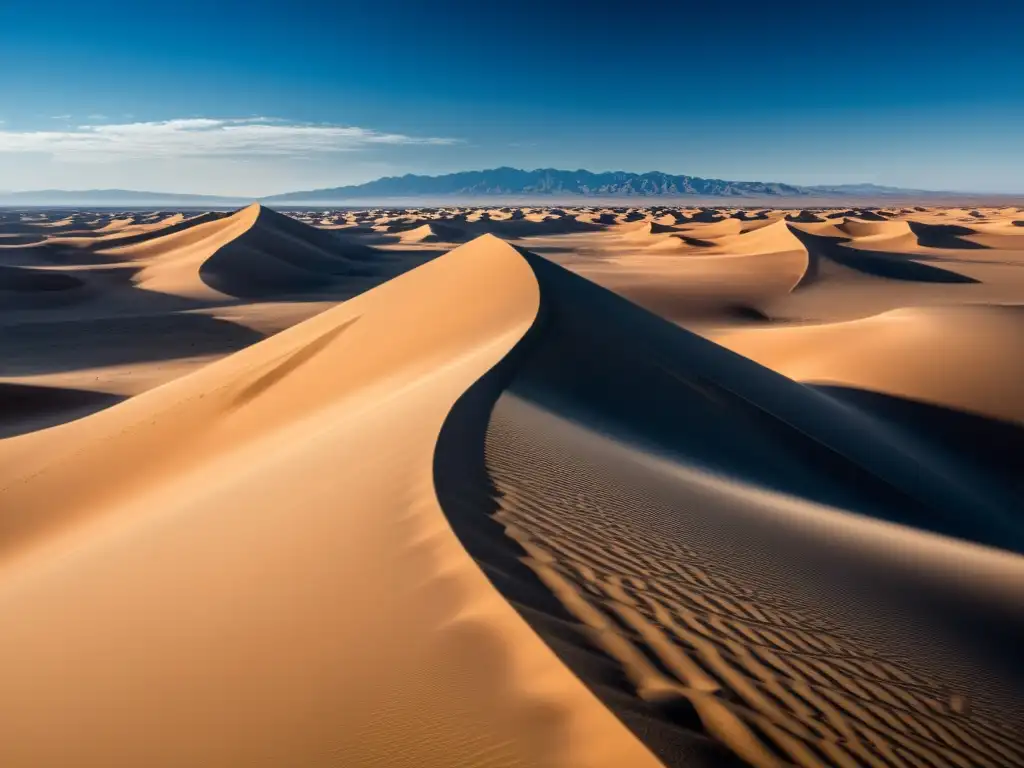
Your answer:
1,202 -> 1023,767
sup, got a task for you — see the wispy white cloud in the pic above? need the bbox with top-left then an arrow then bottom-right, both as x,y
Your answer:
0,117 -> 460,161
50,114 -> 72,120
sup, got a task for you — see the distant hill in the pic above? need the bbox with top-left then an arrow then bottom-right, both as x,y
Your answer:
0,189 -> 244,207
802,183 -> 944,196
262,168 -> 815,202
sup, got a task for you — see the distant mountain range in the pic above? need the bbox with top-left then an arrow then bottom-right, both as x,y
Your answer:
264,169 -> 958,203
0,168 -> 992,207
264,168 -> 813,201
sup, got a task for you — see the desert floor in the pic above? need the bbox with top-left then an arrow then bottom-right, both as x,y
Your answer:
1,202 -> 1023,767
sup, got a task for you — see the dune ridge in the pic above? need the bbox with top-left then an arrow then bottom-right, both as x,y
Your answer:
2,203 -> 1023,767
0,235 -> 663,767
433,245 -> 1024,767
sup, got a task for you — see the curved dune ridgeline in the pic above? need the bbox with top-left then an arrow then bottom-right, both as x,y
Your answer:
434,247 -> 1024,767
1,204 -> 1023,767
0,236 -> 661,768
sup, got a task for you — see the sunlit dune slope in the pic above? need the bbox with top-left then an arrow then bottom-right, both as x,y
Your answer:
561,220 -> 809,322
2,204 -> 1024,768
710,305 -> 1024,424
130,203 -> 382,299
0,235 -> 660,768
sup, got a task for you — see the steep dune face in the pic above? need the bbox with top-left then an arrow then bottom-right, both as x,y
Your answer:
575,219 -> 808,322
710,305 -> 1024,424
198,204 -> 382,298
396,221 -> 469,243
672,217 -> 744,238
3,205 -> 1024,768
130,203 -> 383,299
83,211 -> 227,251
708,305 -> 1024,503
434,248 -> 1024,767
615,220 -> 688,240
673,219 -> 805,258
766,218 -> 1024,323
15,204 -> 389,302
789,223 -> 979,285
0,205 -> 421,434
836,217 -> 914,240
0,236 -> 659,768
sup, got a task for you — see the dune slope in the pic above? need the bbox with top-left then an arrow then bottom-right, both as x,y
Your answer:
3,203 -> 1024,768
434,247 -> 1024,767
0,235 -> 660,768
129,203 -> 383,299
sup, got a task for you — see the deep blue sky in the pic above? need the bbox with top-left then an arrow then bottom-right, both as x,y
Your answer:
1,0 -> 1022,194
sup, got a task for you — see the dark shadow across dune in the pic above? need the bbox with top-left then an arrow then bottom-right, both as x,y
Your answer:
198,208 -> 387,299
785,210 -> 826,223
432,289 -> 746,768
0,314 -> 266,375
908,221 -> 989,250
0,265 -> 84,292
788,228 -> 980,283
434,248 -> 1024,767
471,217 -> 606,239
813,385 -> 1024,503
0,383 -> 124,438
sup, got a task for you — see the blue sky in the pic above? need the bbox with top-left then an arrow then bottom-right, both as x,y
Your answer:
1,0 -> 1022,195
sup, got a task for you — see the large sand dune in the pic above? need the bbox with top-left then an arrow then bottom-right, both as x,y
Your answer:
1,203 -> 1023,767
0,235 -> 661,767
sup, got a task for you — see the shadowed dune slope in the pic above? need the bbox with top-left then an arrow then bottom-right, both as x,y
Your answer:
127,203 -> 384,299
711,305 -> 1024,425
559,220 -> 809,323
0,383 -> 123,438
46,212 -> 226,253
0,235 -> 659,768
788,226 -> 980,284
396,221 -> 470,243
0,265 -> 90,310
3,206 -> 1023,768
786,224 -> 978,286
434,246 -> 1024,767
198,204 -> 382,298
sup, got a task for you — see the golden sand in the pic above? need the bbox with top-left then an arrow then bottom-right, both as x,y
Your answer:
1,202 -> 1022,766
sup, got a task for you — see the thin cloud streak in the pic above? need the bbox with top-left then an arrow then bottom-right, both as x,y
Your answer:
0,117 -> 461,161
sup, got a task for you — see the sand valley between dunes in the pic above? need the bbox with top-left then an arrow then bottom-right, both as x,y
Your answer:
1,201 -> 1023,767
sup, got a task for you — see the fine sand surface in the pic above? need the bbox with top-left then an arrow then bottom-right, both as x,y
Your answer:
1,203 -> 1023,766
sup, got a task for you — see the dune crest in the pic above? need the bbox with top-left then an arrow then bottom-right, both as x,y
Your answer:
3,203 -> 1024,767
0,235 -> 660,768
710,304 -> 1024,424
434,245 -> 1024,766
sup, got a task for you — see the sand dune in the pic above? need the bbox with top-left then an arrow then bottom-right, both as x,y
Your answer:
530,218 -> 809,322
835,217 -> 914,240
0,264 -> 90,308
0,235 -> 661,768
1,204 -> 1023,767
710,305 -> 1024,423
0,206 -> 411,430
0,382 -> 123,438
128,204 -> 380,299
433,246 -> 1024,767
396,221 -> 469,243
